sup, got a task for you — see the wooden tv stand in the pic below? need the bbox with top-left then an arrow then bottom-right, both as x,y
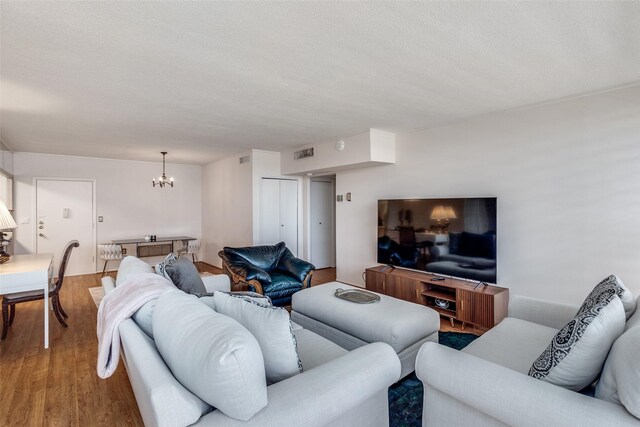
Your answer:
365,266 -> 509,330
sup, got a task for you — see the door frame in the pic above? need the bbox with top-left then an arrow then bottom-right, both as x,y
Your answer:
32,177 -> 97,273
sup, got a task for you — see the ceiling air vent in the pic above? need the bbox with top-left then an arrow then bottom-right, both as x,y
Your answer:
294,147 -> 314,160
239,154 -> 251,164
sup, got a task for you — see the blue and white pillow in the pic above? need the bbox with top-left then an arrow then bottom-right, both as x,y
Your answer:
529,276 -> 627,391
155,252 -> 178,279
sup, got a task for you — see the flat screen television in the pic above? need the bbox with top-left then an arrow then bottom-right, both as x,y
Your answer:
377,197 -> 497,283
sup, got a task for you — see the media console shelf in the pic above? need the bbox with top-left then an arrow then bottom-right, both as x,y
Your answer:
365,266 -> 509,330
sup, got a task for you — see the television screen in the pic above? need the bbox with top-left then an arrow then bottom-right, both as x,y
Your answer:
377,198 -> 497,283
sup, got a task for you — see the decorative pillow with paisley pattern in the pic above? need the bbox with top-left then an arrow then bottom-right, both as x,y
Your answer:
528,276 -> 627,391
576,275 -> 635,319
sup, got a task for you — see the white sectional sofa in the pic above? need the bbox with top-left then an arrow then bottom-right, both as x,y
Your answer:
416,295 -> 640,426
101,256 -> 401,427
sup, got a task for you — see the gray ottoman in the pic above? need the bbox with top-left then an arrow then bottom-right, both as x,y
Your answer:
291,282 -> 440,378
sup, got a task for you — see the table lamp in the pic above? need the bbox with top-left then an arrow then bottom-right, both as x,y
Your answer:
0,199 -> 17,264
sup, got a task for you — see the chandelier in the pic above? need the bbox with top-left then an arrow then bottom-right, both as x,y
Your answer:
152,152 -> 174,188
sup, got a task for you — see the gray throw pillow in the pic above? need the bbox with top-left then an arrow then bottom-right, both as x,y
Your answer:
165,257 -> 207,296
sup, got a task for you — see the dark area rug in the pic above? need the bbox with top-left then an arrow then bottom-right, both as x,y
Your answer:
388,332 -> 479,427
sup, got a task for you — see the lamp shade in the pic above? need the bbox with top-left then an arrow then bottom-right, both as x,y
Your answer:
444,206 -> 457,219
431,205 -> 456,221
0,199 -> 17,230
430,205 -> 447,220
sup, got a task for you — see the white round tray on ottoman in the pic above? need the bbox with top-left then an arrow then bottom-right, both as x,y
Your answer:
291,281 -> 440,378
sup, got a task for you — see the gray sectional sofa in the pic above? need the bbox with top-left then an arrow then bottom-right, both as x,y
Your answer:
416,294 -> 640,426
101,257 -> 401,427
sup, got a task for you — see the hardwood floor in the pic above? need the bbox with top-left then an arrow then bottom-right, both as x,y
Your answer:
0,272 -> 143,426
0,263 -> 473,426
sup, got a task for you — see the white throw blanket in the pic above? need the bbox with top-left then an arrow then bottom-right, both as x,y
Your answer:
96,273 -> 173,379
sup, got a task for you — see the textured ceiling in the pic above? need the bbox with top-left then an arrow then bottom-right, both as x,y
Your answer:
1,2 -> 639,165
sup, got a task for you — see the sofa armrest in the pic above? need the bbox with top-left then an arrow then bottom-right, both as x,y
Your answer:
119,319 -> 211,427
101,276 -> 116,294
416,342 -> 638,427
201,274 -> 230,292
508,295 -> 579,329
195,342 -> 401,427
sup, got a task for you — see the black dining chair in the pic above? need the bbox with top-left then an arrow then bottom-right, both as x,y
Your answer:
1,240 -> 79,341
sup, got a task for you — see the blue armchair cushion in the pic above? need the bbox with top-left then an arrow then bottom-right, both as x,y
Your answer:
277,248 -> 314,283
263,272 -> 305,300
224,242 -> 287,271
223,252 -> 272,285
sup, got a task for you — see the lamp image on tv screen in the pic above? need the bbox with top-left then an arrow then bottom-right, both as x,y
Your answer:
377,198 -> 497,283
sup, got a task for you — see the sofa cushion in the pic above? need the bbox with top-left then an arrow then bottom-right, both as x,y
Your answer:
528,295 -> 626,391
462,317 -> 558,374
293,328 -> 348,370
115,256 -> 154,287
596,326 -> 640,419
224,242 -> 286,271
577,275 -> 635,320
624,296 -> 640,331
153,289 -> 267,421
131,300 -> 156,338
213,291 -> 302,384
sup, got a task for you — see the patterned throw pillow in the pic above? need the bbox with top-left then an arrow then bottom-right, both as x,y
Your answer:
155,252 -> 177,279
577,275 -> 635,319
528,278 -> 626,391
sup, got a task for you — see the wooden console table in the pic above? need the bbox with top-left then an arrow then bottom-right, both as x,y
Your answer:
365,266 -> 509,330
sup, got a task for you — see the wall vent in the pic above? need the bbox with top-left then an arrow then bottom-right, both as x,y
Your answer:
239,154 -> 251,164
294,147 -> 314,160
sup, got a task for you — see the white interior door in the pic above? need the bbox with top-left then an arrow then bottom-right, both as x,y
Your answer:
310,180 -> 335,268
279,179 -> 298,256
36,179 -> 95,276
260,178 -> 281,245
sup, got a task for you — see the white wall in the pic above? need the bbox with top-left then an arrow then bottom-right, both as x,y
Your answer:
201,152 -> 253,267
13,152 -> 202,270
336,85 -> 640,304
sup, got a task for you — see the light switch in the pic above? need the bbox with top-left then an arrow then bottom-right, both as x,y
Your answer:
346,192 -> 352,202
98,216 -> 104,222
63,208 -> 70,218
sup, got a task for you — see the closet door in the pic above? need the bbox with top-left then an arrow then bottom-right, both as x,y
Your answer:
260,179 -> 281,245
279,179 -> 298,256
259,178 -> 298,256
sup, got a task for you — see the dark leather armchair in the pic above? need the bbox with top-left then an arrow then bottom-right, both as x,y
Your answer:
218,242 -> 315,307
